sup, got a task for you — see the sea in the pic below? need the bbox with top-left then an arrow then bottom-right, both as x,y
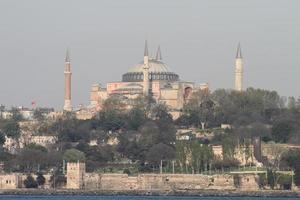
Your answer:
0,197 -> 299,200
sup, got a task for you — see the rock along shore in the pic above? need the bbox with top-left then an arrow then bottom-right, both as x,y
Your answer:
0,189 -> 300,197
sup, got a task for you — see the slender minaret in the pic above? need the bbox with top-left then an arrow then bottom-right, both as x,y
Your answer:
155,45 -> 162,61
235,43 -> 243,92
63,49 -> 72,111
143,40 -> 150,96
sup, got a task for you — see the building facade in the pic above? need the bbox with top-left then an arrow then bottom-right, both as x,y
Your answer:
90,41 -> 209,118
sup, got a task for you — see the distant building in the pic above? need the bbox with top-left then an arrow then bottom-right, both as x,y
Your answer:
0,174 -> 21,189
28,135 -> 57,147
89,41 -> 209,119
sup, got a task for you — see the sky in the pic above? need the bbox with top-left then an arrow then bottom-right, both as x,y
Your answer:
0,0 -> 299,109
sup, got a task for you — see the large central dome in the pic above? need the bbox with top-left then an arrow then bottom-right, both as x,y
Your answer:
122,42 -> 180,82
127,59 -> 171,73
122,58 -> 179,82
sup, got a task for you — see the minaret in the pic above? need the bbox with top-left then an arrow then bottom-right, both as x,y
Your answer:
63,49 -> 72,111
155,45 -> 162,61
235,43 -> 243,92
143,40 -> 150,96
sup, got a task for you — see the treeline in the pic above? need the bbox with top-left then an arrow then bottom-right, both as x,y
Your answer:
0,88 -> 300,186
177,88 -> 300,144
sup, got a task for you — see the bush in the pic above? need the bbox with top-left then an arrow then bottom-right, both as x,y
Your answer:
277,174 -> 292,190
36,173 -> 46,187
24,175 -> 38,188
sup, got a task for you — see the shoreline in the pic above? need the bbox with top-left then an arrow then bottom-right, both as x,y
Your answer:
1,189 -> 300,197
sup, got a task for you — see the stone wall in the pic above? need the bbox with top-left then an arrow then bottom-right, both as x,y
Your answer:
83,173 -> 235,191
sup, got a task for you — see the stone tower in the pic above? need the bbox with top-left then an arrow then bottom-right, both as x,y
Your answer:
66,162 -> 85,189
235,43 -> 243,92
143,40 -> 150,96
63,50 -> 72,111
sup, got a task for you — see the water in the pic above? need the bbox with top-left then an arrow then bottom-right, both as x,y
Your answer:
0,197 -> 299,200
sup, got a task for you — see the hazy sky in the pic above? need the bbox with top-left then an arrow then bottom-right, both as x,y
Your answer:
0,0 -> 299,109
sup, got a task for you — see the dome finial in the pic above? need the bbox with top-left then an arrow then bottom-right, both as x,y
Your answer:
155,45 -> 162,61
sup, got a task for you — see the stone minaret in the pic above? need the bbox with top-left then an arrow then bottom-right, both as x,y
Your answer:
155,45 -> 162,61
63,50 -> 72,111
143,40 -> 150,96
235,43 -> 243,92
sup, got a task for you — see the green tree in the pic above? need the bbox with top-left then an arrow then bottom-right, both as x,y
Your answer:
33,108 -> 45,121
271,121 -> 293,143
36,172 -> 46,187
10,107 -> 23,121
24,175 -> 38,188
3,120 -> 20,138
146,143 -> 175,166
267,169 -> 276,189
281,149 -> 300,186
183,90 -> 215,128
26,143 -> 48,153
63,148 -> 86,162
126,107 -> 146,130
0,131 -> 5,146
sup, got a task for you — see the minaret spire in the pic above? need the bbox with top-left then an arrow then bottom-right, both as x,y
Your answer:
236,42 -> 242,59
64,49 -> 72,111
144,40 -> 149,57
143,40 -> 150,96
65,49 -> 70,63
155,45 -> 162,61
235,43 -> 243,92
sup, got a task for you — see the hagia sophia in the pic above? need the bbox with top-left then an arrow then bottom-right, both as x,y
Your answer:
63,41 -> 243,119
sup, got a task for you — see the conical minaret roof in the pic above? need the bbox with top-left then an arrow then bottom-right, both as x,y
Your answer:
236,43 -> 242,59
65,49 -> 70,62
144,40 -> 149,57
155,45 -> 162,60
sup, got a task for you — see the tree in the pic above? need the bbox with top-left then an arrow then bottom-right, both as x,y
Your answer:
26,143 -> 48,153
183,90 -> 215,128
281,149 -> 300,186
222,135 -> 237,160
126,107 -> 146,130
3,120 -> 20,138
36,172 -> 46,187
10,107 -> 23,121
33,108 -> 45,121
63,148 -> 86,162
267,169 -> 276,189
264,142 -> 286,169
0,131 -> 5,146
24,175 -> 38,188
271,121 -> 293,143
16,146 -> 48,172
0,105 -> 5,119
146,143 -> 175,166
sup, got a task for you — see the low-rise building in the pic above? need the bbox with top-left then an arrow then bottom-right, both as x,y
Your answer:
29,135 -> 57,147
0,174 -> 21,189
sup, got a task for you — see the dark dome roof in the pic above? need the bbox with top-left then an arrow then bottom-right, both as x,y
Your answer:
122,58 -> 179,82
